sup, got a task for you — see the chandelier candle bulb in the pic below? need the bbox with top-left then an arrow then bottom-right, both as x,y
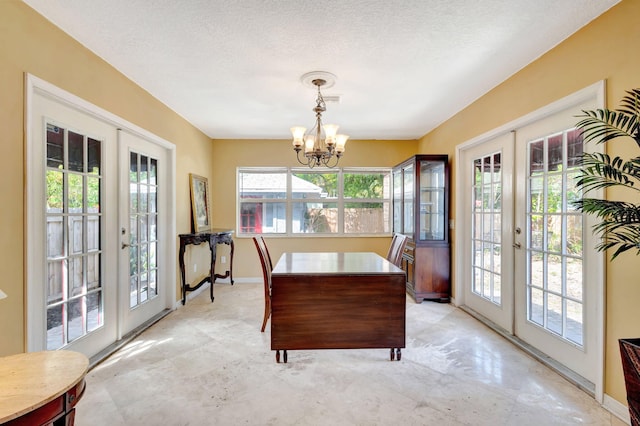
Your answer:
304,136 -> 315,153
291,126 -> 306,148
335,134 -> 348,154
323,124 -> 339,145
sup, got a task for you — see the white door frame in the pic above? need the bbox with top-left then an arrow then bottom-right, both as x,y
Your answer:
25,73 -> 177,352
454,80 -> 606,401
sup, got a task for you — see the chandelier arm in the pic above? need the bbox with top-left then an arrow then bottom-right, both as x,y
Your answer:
296,149 -> 311,166
322,153 -> 341,168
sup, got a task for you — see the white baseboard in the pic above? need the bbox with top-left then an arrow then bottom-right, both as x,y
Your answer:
603,393 -> 630,424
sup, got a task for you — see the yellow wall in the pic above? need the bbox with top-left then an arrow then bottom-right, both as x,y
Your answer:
0,1 -> 213,356
210,138 -> 418,279
417,0 -> 639,406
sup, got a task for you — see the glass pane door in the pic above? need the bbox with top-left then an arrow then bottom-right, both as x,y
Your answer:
525,129 -> 584,345
119,130 -> 169,335
471,152 -> 503,305
462,132 -> 514,333
514,95 -> 601,386
45,123 -> 104,349
419,159 -> 446,241
392,168 -> 402,233
403,164 -> 414,235
128,152 -> 159,308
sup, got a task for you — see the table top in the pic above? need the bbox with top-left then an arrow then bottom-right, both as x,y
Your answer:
272,252 -> 405,276
179,228 -> 233,237
0,350 -> 89,422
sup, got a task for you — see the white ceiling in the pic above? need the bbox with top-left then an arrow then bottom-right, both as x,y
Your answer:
23,0 -> 619,140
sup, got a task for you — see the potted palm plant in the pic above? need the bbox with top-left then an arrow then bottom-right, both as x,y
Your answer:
574,88 -> 640,425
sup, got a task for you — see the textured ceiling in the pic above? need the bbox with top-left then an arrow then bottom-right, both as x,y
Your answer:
22,0 -> 619,140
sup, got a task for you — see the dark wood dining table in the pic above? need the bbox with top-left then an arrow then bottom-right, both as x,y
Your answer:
270,252 -> 406,363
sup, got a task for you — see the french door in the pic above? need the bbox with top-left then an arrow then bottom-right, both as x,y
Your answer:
461,132 -> 514,333
458,84 -> 604,392
27,76 -> 175,359
513,100 -> 601,382
28,91 -> 119,357
118,130 -> 169,334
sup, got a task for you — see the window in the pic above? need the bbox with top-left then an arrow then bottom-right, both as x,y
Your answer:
238,167 -> 391,236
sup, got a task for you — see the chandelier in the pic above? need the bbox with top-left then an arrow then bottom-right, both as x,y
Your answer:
291,74 -> 348,168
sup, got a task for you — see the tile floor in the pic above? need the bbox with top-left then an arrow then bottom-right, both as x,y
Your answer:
76,283 -> 626,425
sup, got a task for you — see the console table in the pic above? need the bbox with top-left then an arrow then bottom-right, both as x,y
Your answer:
178,228 -> 234,305
0,350 -> 88,425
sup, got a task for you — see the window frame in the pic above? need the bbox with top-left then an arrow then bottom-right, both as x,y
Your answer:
237,167 -> 392,237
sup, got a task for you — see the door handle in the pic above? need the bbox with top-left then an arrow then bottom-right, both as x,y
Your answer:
121,242 -> 130,249
513,242 -> 522,249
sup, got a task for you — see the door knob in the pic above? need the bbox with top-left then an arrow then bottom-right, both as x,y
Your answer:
121,242 -> 130,249
513,242 -> 522,249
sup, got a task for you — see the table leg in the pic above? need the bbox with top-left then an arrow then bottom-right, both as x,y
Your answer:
213,237 -> 234,285
178,242 -> 187,305
208,236 -> 216,302
228,238 -> 235,285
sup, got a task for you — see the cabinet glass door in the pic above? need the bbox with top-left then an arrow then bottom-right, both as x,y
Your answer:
393,168 -> 402,233
419,159 -> 445,241
403,164 -> 414,235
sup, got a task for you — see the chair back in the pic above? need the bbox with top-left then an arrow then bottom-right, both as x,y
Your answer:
253,236 -> 272,295
253,236 -> 274,332
254,235 -> 273,271
386,233 -> 408,267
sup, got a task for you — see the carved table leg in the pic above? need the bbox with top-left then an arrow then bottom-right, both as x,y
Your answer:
390,348 -> 395,361
179,242 -> 187,305
283,350 -> 288,364
208,235 -> 216,302
396,348 -> 402,361
228,238 -> 235,285
276,350 -> 280,363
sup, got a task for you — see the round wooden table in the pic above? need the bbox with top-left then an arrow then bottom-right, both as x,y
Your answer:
0,350 -> 89,425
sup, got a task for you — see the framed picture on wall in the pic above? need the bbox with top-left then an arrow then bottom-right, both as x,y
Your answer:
189,173 -> 211,233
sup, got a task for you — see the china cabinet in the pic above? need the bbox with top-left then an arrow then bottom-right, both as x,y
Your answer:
392,155 -> 450,302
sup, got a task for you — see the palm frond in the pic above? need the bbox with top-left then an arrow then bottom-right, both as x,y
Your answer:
618,89 -> 640,116
576,198 -> 640,220
595,227 -> 640,259
574,89 -> 640,261
576,198 -> 640,259
575,109 -> 638,146
575,152 -> 640,193
613,89 -> 640,147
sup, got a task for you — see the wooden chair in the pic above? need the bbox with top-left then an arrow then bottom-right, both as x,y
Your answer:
253,236 -> 272,332
386,233 -> 408,267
